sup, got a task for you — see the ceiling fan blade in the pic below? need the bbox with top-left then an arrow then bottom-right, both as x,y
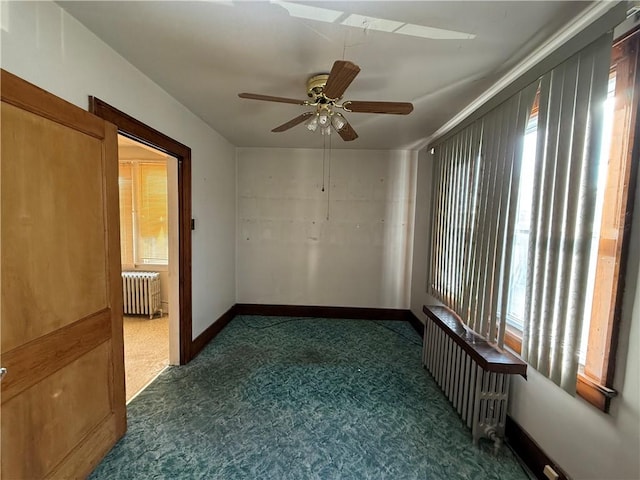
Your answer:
338,121 -> 358,142
345,101 -> 413,115
239,93 -> 306,105
323,60 -> 361,99
272,112 -> 314,132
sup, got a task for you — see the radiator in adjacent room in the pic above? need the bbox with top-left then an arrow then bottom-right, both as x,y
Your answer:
121,271 -> 162,318
422,305 -> 527,451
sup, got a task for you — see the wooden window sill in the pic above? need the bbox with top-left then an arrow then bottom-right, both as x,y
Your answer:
577,372 -> 618,412
502,328 -> 617,413
422,305 -> 528,377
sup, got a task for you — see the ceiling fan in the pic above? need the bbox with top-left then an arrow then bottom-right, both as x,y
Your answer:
238,60 -> 413,142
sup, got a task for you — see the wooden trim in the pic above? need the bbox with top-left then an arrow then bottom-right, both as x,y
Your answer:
179,148 -> 193,364
585,32 -> 640,385
506,416 -> 570,480
576,372 -> 617,412
234,303 -> 408,321
88,97 -> 193,365
103,121 -> 127,438
88,98 -> 190,157
505,324 -> 618,412
1,310 -> 111,404
1,70 -> 105,139
189,305 -> 237,361
189,305 -> 422,359
605,30 -> 640,390
405,310 -> 424,337
423,305 -> 528,377
504,327 -> 523,354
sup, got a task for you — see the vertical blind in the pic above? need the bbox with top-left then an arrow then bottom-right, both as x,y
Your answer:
118,163 -> 135,266
429,121 -> 482,312
137,163 -> 169,264
522,33 -> 612,392
429,84 -> 538,347
118,161 -> 169,266
427,32 -> 613,393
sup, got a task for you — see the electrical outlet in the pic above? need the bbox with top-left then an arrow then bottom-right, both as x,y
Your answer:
543,464 -> 560,480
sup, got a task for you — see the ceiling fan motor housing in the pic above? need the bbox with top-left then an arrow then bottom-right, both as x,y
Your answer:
307,74 -> 331,102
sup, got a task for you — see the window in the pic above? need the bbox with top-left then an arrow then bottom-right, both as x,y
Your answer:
505,110 -> 539,333
505,75 -> 615,340
428,30 -> 639,411
504,31 -> 639,410
119,159 -> 169,266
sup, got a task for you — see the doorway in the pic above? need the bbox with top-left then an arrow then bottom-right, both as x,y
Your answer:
117,135 -> 178,401
89,97 -> 193,365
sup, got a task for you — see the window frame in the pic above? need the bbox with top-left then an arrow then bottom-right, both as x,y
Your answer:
503,29 -> 640,411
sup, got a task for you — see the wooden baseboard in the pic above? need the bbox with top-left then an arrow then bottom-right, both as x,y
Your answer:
506,416 -> 570,480
189,304 -> 237,361
405,310 -> 424,337
234,303 -> 407,321
189,304 -> 419,362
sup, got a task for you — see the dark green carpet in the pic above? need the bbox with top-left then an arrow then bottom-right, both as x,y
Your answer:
90,316 -> 529,479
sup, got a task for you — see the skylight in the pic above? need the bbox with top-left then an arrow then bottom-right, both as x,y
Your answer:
270,1 -> 476,41
341,14 -> 403,33
395,23 -> 475,40
271,0 -> 343,24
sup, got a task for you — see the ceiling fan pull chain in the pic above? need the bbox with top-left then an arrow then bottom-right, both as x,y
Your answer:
322,135 -> 326,192
326,135 -> 332,221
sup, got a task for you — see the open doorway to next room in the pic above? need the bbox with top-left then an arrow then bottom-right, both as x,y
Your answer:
117,134 -> 178,402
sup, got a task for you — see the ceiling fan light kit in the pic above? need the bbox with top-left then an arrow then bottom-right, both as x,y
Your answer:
306,115 -> 319,132
238,60 -> 413,142
304,110 -> 345,136
332,113 -> 346,131
304,106 -> 346,136
318,109 -> 331,127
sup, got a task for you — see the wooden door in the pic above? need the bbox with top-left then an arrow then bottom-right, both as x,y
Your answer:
0,70 -> 126,478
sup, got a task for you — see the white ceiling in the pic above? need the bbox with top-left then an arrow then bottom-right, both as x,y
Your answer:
118,134 -> 168,162
59,1 -> 592,150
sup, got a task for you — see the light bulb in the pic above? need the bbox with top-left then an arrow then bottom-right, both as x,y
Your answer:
306,115 -> 318,132
332,114 -> 346,131
318,113 -> 330,126
321,126 -> 331,136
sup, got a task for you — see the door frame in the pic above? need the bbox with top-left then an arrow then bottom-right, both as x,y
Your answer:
89,97 -> 193,364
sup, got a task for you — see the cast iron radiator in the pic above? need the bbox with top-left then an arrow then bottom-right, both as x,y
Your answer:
121,271 -> 162,319
422,305 -> 527,451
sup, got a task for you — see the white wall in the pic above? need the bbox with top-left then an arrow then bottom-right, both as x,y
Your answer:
237,148 -> 416,309
410,151 -> 640,479
1,0 -> 237,339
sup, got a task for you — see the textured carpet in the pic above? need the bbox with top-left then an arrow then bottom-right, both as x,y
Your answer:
123,315 -> 169,402
91,316 -> 529,479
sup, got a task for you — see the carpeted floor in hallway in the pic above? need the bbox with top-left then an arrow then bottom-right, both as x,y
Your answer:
91,316 -> 529,479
